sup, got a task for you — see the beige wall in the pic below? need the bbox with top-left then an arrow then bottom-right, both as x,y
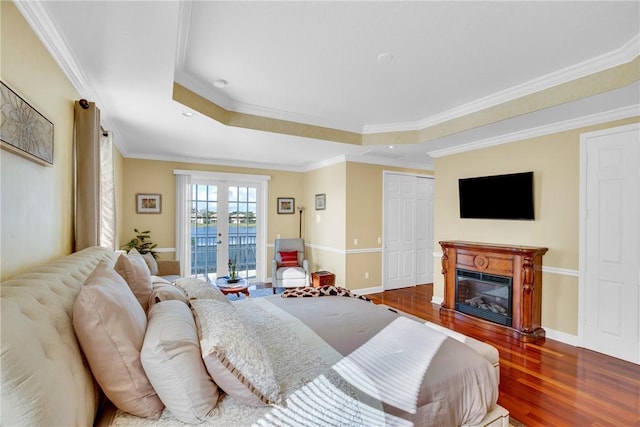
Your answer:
1,2 -> 80,280
433,116 -> 639,336
120,159 -> 304,272
301,162 -> 347,282
120,158 -> 434,289
345,162 -> 433,290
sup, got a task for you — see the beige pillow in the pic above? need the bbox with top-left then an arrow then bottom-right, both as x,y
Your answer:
114,248 -> 153,311
142,300 -> 219,423
190,299 -> 280,406
174,277 -> 230,304
142,252 -> 159,276
148,283 -> 189,308
73,261 -> 163,419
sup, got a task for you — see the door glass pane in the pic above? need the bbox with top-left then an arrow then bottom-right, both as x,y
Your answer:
191,184 -> 217,282
228,185 -> 257,280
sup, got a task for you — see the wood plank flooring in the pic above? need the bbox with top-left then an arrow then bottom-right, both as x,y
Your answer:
366,285 -> 640,427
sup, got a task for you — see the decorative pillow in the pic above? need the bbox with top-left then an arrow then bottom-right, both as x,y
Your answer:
190,299 -> 280,406
141,300 -> 219,423
280,287 -> 320,297
282,285 -> 371,302
114,248 -> 153,311
148,283 -> 189,308
73,261 -> 163,419
174,277 -> 230,304
279,251 -> 299,267
142,252 -> 159,276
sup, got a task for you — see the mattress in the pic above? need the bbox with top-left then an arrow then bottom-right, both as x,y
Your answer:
110,295 -> 501,426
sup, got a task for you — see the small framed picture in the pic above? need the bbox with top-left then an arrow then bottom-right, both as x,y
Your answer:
136,193 -> 161,214
277,197 -> 295,214
315,193 -> 326,210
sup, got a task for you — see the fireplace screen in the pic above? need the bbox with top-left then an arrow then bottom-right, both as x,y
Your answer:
455,269 -> 512,326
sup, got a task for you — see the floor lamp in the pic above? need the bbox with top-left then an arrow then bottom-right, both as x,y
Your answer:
298,206 -> 304,238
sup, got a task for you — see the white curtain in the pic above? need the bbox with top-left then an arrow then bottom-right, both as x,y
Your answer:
100,130 -> 116,250
175,173 -> 192,277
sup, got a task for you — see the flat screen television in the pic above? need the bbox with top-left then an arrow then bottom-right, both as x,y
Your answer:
458,171 -> 534,220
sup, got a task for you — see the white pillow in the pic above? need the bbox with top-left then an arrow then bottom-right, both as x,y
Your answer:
190,299 -> 280,406
148,283 -> 189,309
174,277 -> 230,304
142,300 -> 219,423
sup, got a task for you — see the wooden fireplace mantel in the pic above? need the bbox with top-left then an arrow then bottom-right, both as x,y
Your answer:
439,240 -> 548,342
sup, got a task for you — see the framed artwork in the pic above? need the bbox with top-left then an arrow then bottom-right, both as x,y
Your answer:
136,193 -> 161,214
0,81 -> 54,166
315,193 -> 326,210
277,197 -> 295,214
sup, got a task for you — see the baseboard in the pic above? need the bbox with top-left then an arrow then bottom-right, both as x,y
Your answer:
543,327 -> 578,346
351,285 -> 383,295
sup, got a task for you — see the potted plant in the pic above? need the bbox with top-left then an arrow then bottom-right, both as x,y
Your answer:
122,228 -> 158,258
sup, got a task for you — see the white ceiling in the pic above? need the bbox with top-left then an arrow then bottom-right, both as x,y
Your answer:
17,1 -> 640,171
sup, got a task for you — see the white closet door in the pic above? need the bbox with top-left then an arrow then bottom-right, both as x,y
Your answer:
383,173 -> 434,291
580,123 -> 639,364
415,177 -> 434,285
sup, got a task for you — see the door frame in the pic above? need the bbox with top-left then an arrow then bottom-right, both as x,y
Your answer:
577,122 -> 639,360
382,171 -> 434,291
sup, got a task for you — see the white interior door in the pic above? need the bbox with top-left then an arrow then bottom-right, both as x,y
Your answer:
383,173 -> 434,290
580,123 -> 639,364
415,177 -> 434,284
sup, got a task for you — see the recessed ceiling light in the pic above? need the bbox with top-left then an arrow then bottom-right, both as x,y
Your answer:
182,112 -> 194,117
213,79 -> 228,88
377,53 -> 394,64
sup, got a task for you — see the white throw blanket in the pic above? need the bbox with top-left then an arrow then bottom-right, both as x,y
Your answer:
333,316 -> 447,415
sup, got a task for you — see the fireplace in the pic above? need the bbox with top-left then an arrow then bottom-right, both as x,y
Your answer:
455,269 -> 512,327
440,241 -> 548,342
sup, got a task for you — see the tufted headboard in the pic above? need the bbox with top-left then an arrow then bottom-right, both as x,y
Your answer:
1,246 -> 118,426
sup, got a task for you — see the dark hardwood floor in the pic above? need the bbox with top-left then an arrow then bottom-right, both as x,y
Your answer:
367,285 -> 640,427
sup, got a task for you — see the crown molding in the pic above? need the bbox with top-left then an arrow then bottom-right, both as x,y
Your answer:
14,0 -> 130,156
428,104 -> 639,158
176,4 -> 638,137
364,34 -> 640,134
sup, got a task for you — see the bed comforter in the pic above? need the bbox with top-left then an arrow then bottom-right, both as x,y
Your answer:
111,295 -> 498,427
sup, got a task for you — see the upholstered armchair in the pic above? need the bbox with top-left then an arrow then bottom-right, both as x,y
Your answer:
272,238 -> 310,289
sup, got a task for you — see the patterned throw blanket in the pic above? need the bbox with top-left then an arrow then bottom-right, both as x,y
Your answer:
281,285 -> 371,302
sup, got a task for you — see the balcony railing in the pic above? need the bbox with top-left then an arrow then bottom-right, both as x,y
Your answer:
190,235 -> 256,283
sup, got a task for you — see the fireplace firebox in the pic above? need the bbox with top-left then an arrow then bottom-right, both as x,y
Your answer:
456,269 -> 512,326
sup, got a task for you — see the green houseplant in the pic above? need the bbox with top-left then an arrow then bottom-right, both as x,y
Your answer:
122,228 -> 158,258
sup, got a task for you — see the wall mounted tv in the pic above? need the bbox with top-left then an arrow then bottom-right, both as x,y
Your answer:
458,171 -> 535,220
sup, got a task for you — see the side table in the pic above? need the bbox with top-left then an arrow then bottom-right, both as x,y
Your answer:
215,277 -> 250,299
312,271 -> 335,287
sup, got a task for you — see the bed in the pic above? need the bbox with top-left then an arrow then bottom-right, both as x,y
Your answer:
0,246 -> 509,427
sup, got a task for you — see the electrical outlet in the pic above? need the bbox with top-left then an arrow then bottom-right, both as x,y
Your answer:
377,237 -> 382,244
365,272 -> 369,279
353,238 -> 358,245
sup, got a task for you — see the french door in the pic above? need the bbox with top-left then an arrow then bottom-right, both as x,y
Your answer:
186,173 -> 268,283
